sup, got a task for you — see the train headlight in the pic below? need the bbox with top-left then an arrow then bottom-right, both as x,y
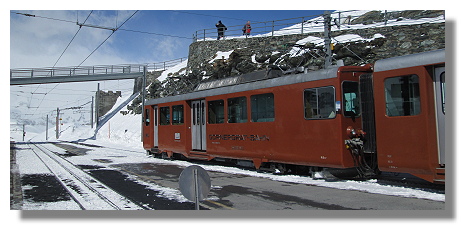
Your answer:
346,126 -> 356,139
346,126 -> 366,139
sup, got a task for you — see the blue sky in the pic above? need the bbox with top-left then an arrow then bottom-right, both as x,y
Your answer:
10,10 -> 329,68
9,8 -> 329,120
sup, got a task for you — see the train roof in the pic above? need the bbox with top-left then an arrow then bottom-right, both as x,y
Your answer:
374,49 -> 445,72
145,49 -> 445,106
145,66 -> 339,106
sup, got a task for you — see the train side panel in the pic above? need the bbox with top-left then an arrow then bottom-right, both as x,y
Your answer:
202,68 -> 366,169
204,80 -> 348,168
156,101 -> 191,157
144,66 -> 369,169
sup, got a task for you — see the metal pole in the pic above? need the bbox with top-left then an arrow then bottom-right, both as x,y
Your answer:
323,11 -> 332,69
194,168 -> 200,210
56,108 -> 59,139
338,12 -> 341,30
271,21 -> 274,37
141,66 -> 147,141
91,96 -> 94,128
384,10 -> 388,26
96,83 -> 100,126
46,115 -> 48,140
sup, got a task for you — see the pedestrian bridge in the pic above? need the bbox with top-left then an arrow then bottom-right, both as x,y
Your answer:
10,57 -> 186,85
10,64 -> 147,85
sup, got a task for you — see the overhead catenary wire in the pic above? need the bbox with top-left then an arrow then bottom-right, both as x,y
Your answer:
169,10 -> 261,23
24,11 -> 138,118
75,10 -> 139,68
13,11 -> 139,121
53,11 -> 94,68
12,11 -> 77,24
12,11 -> 193,41
28,11 -> 94,116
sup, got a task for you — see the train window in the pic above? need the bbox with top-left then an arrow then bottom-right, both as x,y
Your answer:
251,93 -> 275,122
441,72 -> 445,114
304,86 -> 336,119
384,75 -> 421,116
144,108 -> 150,126
159,106 -> 170,125
228,96 -> 247,123
208,100 -> 224,124
172,105 -> 184,125
342,81 -> 360,118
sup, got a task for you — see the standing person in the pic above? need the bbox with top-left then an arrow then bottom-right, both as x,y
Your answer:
242,21 -> 251,37
216,20 -> 227,40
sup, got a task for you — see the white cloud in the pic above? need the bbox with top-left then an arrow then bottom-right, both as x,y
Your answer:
10,10 -> 137,68
149,36 -> 183,61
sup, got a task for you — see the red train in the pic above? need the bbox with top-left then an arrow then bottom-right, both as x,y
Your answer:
143,49 -> 445,184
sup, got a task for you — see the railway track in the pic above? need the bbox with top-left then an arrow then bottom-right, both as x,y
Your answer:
65,140 -> 445,193
28,143 -> 147,210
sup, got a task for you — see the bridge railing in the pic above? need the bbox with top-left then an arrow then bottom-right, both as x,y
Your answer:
192,10 -> 445,42
10,57 -> 188,79
193,13 -> 324,42
10,64 -> 147,79
144,57 -> 187,72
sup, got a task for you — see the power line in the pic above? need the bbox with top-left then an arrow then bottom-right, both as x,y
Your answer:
26,11 -> 94,116
52,10 -> 94,68
169,10 -> 259,23
23,11 -> 139,119
12,11 -> 77,24
12,10 -> 193,40
76,10 -> 139,67
118,28 -> 193,39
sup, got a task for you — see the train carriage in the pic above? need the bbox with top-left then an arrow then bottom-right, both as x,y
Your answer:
143,49 -> 445,183
364,49 -> 446,183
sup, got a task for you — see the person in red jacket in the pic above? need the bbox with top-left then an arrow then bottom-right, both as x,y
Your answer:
242,21 -> 251,37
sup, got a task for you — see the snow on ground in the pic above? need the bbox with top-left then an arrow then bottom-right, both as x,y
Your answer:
209,50 -> 234,63
12,90 -> 445,209
155,58 -> 188,82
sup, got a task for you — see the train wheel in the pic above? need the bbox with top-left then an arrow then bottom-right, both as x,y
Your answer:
273,164 -> 287,174
152,152 -> 163,159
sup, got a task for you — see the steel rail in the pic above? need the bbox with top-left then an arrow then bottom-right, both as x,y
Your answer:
29,143 -> 146,210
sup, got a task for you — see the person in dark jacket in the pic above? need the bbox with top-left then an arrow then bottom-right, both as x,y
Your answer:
216,20 -> 227,40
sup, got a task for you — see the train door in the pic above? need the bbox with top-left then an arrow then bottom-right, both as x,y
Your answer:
154,106 -> 158,147
373,67 -> 436,175
434,66 -> 445,165
191,100 -> 207,151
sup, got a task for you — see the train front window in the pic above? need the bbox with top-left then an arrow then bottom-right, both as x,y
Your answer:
384,75 -> 421,117
159,107 -> 170,125
228,97 -> 247,123
342,81 -> 360,118
304,86 -> 336,119
208,100 -> 224,124
172,105 -> 184,125
144,108 -> 150,126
